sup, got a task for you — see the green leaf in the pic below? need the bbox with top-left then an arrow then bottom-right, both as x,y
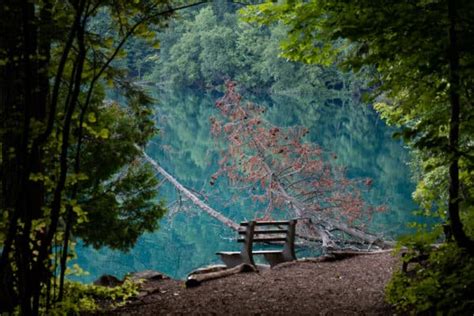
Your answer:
88,113 -> 97,123
99,128 -> 109,139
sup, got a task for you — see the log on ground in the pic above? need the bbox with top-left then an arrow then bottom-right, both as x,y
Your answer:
185,263 -> 257,288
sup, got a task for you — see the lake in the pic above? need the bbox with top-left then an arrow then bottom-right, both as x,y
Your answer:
73,88 -> 417,282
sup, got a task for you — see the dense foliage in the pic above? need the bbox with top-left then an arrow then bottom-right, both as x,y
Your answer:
0,0 -> 205,313
150,4 -> 366,97
387,242 -> 474,313
242,0 -> 474,313
47,277 -> 140,315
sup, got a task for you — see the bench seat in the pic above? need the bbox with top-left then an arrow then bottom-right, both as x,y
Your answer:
215,250 -> 283,255
251,250 -> 283,254
215,251 -> 240,255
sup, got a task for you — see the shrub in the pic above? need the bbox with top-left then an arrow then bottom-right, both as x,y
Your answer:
45,278 -> 140,315
386,243 -> 474,314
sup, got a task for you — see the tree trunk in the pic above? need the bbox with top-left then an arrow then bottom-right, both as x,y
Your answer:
140,148 -> 241,231
0,0 -> 23,311
0,0 -> 47,313
447,0 -> 474,251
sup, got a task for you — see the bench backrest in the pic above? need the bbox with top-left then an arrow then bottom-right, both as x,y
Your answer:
238,220 -> 295,243
237,219 -> 297,260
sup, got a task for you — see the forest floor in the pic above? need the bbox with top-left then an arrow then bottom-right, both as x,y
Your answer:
107,252 -> 399,315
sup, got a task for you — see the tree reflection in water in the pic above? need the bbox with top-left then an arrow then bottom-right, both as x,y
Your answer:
72,88 -> 417,282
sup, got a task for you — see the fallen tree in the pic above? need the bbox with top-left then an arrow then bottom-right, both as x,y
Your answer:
141,149 -> 393,250
209,81 -> 393,250
140,146 -> 240,231
138,81 -> 395,251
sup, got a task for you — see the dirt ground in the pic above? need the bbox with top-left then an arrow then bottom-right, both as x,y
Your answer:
108,252 -> 399,315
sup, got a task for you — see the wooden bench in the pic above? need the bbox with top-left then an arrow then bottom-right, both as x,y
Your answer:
216,219 -> 297,268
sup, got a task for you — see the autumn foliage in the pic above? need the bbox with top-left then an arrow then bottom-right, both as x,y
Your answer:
210,81 -> 386,249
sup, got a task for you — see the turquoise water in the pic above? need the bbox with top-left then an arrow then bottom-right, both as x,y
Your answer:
73,88 -> 417,282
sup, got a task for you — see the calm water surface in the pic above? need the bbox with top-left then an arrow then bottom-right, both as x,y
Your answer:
73,88 -> 417,282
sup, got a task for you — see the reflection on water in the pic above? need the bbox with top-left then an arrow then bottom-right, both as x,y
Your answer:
73,88 -> 416,282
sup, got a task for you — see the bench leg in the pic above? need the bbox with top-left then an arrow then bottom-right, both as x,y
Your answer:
263,252 -> 296,267
282,219 -> 297,262
263,253 -> 285,267
218,254 -> 246,268
217,221 -> 257,268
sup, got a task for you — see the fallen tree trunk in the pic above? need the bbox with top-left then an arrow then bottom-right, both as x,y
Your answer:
273,179 -> 393,249
328,249 -> 394,259
326,220 -> 395,249
185,263 -> 257,288
140,147 -> 393,250
140,148 -> 240,231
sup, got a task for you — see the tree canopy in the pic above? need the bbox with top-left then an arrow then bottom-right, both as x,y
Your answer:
243,0 -> 474,250
150,4 -> 367,98
242,0 -> 474,312
0,0 -> 208,313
